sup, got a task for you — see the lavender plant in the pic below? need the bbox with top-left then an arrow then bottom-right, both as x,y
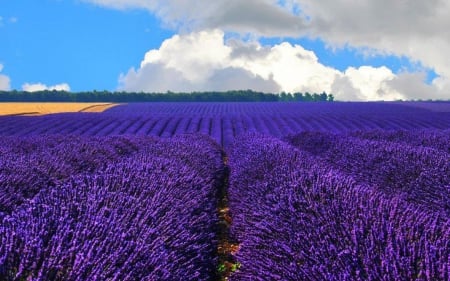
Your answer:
0,134 -> 226,280
286,131 -> 450,214
228,133 -> 450,280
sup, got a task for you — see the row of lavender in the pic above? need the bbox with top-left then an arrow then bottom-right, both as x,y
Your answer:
104,101 -> 450,115
0,136 -> 143,219
1,102 -> 449,146
286,131 -> 450,214
227,132 -> 449,280
0,135 -> 226,280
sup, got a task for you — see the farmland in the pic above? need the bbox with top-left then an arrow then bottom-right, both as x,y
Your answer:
1,102 -> 449,146
0,102 -> 449,280
0,103 -> 118,116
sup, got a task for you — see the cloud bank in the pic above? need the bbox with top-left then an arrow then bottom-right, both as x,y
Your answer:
22,82 -> 71,92
83,0 -> 308,36
86,0 -> 450,100
119,30 -> 445,101
0,64 -> 11,91
296,0 -> 450,76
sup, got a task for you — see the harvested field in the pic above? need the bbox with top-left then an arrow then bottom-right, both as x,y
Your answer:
0,102 -> 118,116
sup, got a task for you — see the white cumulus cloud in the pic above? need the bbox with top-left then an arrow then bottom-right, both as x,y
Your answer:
292,0 -> 450,93
0,64 -> 11,91
84,1 -> 450,100
141,30 -> 232,82
339,66 -> 403,101
119,30 -> 446,100
119,30 -> 280,93
22,82 -> 71,92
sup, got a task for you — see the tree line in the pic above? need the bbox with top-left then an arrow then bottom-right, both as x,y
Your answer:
0,89 -> 335,102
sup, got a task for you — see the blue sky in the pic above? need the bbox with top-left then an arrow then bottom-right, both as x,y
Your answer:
0,0 -> 448,100
1,0 -> 172,91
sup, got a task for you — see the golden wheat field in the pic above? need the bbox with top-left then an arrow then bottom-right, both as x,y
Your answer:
0,103 -> 118,116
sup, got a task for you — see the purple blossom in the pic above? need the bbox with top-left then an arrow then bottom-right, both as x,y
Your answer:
0,134 -> 226,280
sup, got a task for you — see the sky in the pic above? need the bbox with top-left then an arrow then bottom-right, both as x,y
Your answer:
1,0 -> 449,101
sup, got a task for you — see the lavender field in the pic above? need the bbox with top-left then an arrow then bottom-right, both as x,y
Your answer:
1,102 -> 449,146
0,102 -> 449,280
